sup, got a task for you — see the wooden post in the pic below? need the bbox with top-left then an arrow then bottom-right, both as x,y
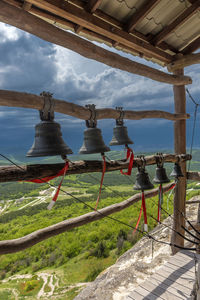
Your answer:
171,68 -> 186,254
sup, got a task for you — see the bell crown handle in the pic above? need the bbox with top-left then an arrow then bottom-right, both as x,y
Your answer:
40,91 -> 54,121
116,107 -> 124,126
85,104 -> 97,128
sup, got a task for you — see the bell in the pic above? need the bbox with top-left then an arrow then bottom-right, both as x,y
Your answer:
109,125 -> 133,146
27,120 -> 73,157
170,163 -> 184,178
79,127 -> 110,154
134,168 -> 154,191
153,166 -> 170,184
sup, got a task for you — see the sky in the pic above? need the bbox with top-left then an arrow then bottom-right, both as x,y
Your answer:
0,22 -> 200,157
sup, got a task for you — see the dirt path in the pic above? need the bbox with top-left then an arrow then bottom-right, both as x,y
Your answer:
37,272 -> 58,298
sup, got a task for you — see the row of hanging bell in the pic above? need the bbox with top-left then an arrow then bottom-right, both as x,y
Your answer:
27,100 -> 133,157
133,160 -> 184,191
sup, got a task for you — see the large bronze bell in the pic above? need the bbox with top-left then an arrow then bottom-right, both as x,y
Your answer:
170,163 -> 184,178
79,127 -> 110,154
27,91 -> 72,157
153,166 -> 170,184
27,120 -> 73,157
134,167 -> 154,191
109,125 -> 133,146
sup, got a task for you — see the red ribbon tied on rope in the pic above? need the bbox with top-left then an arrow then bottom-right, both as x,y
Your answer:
29,163 -> 69,183
47,161 -> 69,210
142,191 -> 148,232
94,155 -> 106,211
132,202 -> 143,235
120,147 -> 134,176
27,161 -> 69,210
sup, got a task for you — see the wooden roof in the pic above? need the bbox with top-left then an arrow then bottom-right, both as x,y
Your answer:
2,0 -> 200,67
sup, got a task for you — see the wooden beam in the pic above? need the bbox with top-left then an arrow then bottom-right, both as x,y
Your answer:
3,0 -> 178,56
0,182 -> 175,254
171,69 -> 187,255
24,0 -> 172,63
0,2 -> 192,84
152,0 -> 200,45
167,53 -> 200,72
0,90 -> 190,121
87,0 -> 103,13
126,0 -> 160,33
22,0 -> 32,11
187,171 -> 200,181
182,36 -> 200,54
92,5 -> 178,54
0,154 -> 191,183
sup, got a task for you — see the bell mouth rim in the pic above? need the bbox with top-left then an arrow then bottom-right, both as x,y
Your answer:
133,185 -> 154,191
79,147 -> 110,155
153,179 -> 170,184
109,141 -> 134,146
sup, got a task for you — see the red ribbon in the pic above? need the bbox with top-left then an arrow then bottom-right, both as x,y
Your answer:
28,164 -> 68,184
95,155 -> 106,211
142,191 -> 148,231
120,147 -> 134,176
132,202 -> 143,235
26,161 -> 69,209
47,162 -> 69,209
157,184 -> 162,222
167,183 -> 176,191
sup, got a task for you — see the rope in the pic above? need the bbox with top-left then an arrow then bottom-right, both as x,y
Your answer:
186,88 -> 200,172
0,153 -> 197,251
94,154 -> 106,210
120,146 -> 134,176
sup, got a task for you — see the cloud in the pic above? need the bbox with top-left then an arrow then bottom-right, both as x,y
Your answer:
0,25 -> 56,94
0,23 -> 199,153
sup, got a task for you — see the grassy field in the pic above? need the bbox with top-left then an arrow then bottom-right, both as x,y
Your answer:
0,150 -> 200,299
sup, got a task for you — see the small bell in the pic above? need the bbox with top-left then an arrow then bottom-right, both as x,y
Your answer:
154,166 -> 170,184
134,167 -> 154,191
170,162 -> 184,178
153,154 -> 170,184
27,92 -> 72,157
79,104 -> 110,154
79,127 -> 110,154
109,108 -> 133,146
109,125 -> 133,146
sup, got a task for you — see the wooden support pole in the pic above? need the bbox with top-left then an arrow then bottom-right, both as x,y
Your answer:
0,90 -> 190,121
0,1 -> 192,85
171,69 -> 187,254
0,182 -> 174,254
0,154 -> 191,183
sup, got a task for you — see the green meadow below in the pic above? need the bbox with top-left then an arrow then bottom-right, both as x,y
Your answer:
0,150 -> 200,299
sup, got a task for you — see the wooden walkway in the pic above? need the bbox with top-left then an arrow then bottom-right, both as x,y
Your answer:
127,250 -> 197,300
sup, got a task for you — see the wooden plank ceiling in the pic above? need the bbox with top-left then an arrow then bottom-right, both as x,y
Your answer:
2,0 -> 200,67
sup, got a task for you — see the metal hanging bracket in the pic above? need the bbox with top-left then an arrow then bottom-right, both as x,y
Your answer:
85,104 -> 97,128
116,107 -> 124,126
155,152 -> 164,167
40,91 -> 54,121
137,155 -> 146,170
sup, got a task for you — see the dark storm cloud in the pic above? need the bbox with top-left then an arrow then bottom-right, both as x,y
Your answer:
0,32 -> 56,94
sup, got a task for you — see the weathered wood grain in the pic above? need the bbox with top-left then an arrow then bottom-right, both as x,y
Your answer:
0,90 -> 190,121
